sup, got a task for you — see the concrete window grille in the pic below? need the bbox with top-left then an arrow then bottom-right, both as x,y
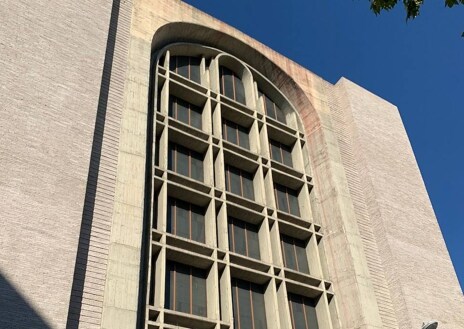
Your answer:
144,43 -> 338,329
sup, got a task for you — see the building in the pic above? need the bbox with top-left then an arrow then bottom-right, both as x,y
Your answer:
0,0 -> 463,329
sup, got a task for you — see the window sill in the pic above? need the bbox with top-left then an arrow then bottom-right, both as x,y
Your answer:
276,210 -> 311,229
225,192 -> 264,213
284,268 -> 321,288
166,233 -> 214,257
168,117 -> 209,141
229,252 -> 270,273
270,160 -> 304,180
167,171 -> 211,194
169,70 -> 208,95
222,140 -> 258,161
164,309 -> 216,329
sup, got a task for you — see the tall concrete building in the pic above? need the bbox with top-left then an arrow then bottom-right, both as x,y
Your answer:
1,0 -> 463,329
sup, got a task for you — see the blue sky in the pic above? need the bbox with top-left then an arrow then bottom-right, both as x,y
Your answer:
184,0 -> 464,289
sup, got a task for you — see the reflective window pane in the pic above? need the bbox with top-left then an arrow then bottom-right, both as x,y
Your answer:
247,224 -> 261,260
282,144 -> 293,167
290,296 -> 306,329
175,200 -> 190,239
175,98 -> 190,124
265,95 -> 276,120
189,56 -> 201,84
166,262 -> 207,317
232,279 -> 267,329
304,299 -> 319,329
175,263 -> 190,314
190,106 -> 202,129
287,188 -> 300,217
176,145 -> 190,177
242,172 -> 254,200
275,104 -> 286,123
233,219 -> 247,256
275,184 -> 289,213
169,143 -> 204,181
234,74 -> 246,104
170,56 -> 201,84
270,141 -> 283,163
237,281 -> 253,329
175,56 -> 189,79
282,235 -> 297,271
224,120 -> 238,145
220,66 -> 234,99
226,166 -> 242,196
191,205 -> 205,243
192,267 -> 207,316
238,125 -> 250,149
282,235 -> 309,274
288,294 -> 319,329
191,152 -> 204,182
251,285 -> 267,329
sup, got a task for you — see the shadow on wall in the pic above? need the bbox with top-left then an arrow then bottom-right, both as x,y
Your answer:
0,270 -> 52,329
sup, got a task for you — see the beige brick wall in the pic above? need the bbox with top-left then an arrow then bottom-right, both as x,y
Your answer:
335,78 -> 464,329
0,1 -> 113,328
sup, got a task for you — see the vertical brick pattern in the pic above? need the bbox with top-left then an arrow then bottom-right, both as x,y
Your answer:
66,0 -> 133,328
327,82 -> 400,328
0,1 -> 112,328
336,78 -> 464,329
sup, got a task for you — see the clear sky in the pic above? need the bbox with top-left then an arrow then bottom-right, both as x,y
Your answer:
184,0 -> 464,289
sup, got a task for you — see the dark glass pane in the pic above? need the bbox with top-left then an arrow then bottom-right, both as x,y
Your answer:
168,95 -> 175,118
189,57 -> 201,84
288,188 -> 300,217
270,141 -> 283,163
290,297 -> 306,329
295,240 -> 310,274
169,56 -> 176,72
176,98 -> 190,125
251,285 -> 267,329
175,263 -> 190,313
191,151 -> 204,182
220,66 -> 234,99
166,198 -> 174,234
228,166 -> 242,196
304,298 -> 319,329
157,88 -> 162,112
242,172 -> 254,200
275,105 -> 286,123
228,221 -> 234,251
265,95 -> 276,120
192,267 -> 207,316
238,125 -> 250,149
175,145 -> 190,177
225,120 -> 238,145
237,281 -> 253,329
168,144 -> 174,171
165,262 -> 174,309
282,144 -> 293,167
191,205 -> 205,243
275,185 -> 289,213
232,282 -> 240,329
282,237 -> 297,271
234,74 -> 246,104
232,219 -> 246,256
175,56 -> 189,79
175,200 -> 190,239
190,105 -> 202,129
246,224 -> 260,260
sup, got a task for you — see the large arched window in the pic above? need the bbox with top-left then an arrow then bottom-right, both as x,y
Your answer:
143,43 -> 335,329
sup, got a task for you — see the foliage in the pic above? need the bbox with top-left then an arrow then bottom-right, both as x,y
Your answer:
370,0 -> 464,20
